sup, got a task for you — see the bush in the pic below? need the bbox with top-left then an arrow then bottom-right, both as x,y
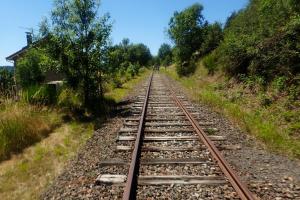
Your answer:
16,49 -> 46,88
57,87 -> 83,111
272,76 -> 288,93
22,85 -> 57,105
111,71 -> 123,88
202,51 -> 218,75
176,60 -> 197,77
216,0 -> 300,83
0,68 -> 14,97
127,63 -> 140,77
259,93 -> 273,107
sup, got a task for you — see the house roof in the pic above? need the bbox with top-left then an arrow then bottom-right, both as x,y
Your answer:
6,35 -> 50,61
6,45 -> 30,61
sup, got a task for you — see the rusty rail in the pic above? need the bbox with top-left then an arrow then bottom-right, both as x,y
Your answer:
122,72 -> 255,200
170,90 -> 256,200
122,72 -> 153,200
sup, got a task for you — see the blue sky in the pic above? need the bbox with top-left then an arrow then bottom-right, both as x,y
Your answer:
0,0 -> 248,65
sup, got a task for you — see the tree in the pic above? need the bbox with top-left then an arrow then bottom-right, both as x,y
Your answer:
212,0 -> 300,83
157,43 -> 172,67
168,3 -> 207,76
129,43 -> 152,66
16,48 -> 45,88
200,22 -> 223,55
50,0 -> 112,107
107,39 -> 152,87
224,11 -> 238,30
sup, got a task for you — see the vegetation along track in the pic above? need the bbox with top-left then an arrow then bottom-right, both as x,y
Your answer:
96,72 -> 256,199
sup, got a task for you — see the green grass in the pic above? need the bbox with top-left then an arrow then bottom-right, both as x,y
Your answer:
105,68 -> 151,102
0,68 -> 151,200
0,122 -> 93,200
0,101 -> 62,161
162,64 -> 300,158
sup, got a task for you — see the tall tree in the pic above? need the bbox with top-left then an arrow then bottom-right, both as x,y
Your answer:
50,0 -> 112,107
157,43 -> 172,67
200,22 -> 223,55
168,3 -> 207,76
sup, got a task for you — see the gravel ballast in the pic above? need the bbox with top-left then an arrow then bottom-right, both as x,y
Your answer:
42,73 -> 299,199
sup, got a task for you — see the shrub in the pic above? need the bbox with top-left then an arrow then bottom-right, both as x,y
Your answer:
288,85 -> 300,100
272,76 -> 288,93
57,87 -> 83,111
16,49 -> 46,88
127,63 -> 139,78
0,68 -> 14,97
111,72 -> 123,88
22,85 -> 57,105
202,51 -> 218,75
216,0 -> 300,83
259,93 -> 273,107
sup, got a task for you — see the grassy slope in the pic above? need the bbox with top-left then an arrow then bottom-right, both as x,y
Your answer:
105,68 -> 151,102
0,122 -> 93,200
162,64 -> 300,158
0,69 -> 150,200
0,102 -> 62,161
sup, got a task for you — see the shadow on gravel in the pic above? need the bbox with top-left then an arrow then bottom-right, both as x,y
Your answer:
60,97 -> 135,131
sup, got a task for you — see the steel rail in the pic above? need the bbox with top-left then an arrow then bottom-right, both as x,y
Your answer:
170,90 -> 256,200
122,72 -> 153,200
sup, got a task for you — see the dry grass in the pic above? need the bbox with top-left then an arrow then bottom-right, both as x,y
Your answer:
0,122 -> 93,200
0,101 -> 61,161
0,70 -> 151,199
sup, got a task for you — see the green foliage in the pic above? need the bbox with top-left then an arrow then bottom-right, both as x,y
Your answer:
16,49 -> 45,88
0,68 -> 14,97
163,65 -> 300,157
272,76 -> 288,92
288,84 -> 300,100
175,58 -> 197,76
128,43 -> 152,67
202,51 -> 218,75
108,39 -> 152,71
157,43 -> 173,66
215,0 -> 300,83
168,3 -> 207,76
224,11 -> 238,30
107,38 -> 152,88
127,63 -> 140,77
259,93 -> 273,107
200,22 -> 223,55
22,85 -> 57,105
0,102 -> 59,161
49,0 -> 112,107
57,87 -> 83,111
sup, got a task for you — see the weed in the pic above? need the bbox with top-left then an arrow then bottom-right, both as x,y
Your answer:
202,51 -> 218,75
34,146 -> 46,161
259,93 -> 273,107
272,76 -> 287,92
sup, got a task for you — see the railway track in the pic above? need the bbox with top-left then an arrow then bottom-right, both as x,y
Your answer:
96,72 -> 255,199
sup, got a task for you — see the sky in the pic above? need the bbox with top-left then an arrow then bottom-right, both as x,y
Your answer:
0,0 -> 248,66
